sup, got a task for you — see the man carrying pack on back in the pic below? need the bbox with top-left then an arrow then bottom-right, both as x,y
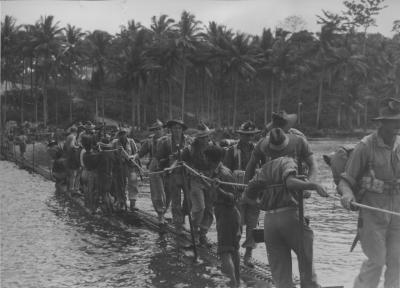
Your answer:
243,111 -> 317,268
244,127 -> 328,288
339,98 -> 400,288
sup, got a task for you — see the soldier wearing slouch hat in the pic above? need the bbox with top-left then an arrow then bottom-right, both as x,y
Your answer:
155,119 -> 192,233
134,120 -> 167,225
339,98 -> 400,288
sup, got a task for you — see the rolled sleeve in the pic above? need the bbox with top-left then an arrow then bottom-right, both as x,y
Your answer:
281,158 -> 298,182
298,136 -> 313,160
340,142 -> 369,188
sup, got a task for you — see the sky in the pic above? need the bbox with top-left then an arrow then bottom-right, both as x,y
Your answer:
1,0 -> 399,37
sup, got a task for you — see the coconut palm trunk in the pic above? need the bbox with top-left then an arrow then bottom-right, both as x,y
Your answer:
42,73 -> 48,126
20,58 -> 25,124
270,79 -> 274,118
131,89 -> 136,125
69,66 -> 73,123
264,81 -> 268,125
181,62 -> 187,120
232,71 -> 239,129
316,77 -> 323,129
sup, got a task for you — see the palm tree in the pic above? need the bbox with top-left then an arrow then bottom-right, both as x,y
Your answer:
85,30 -> 112,121
225,32 -> 257,128
175,11 -> 202,120
254,28 -> 274,124
21,24 -> 40,123
149,14 -> 176,119
30,15 -> 63,126
60,24 -> 86,123
311,23 -> 340,129
203,21 -> 233,127
111,22 -> 154,126
1,15 -> 20,126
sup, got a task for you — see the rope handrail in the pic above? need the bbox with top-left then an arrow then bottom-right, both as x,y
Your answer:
182,162 -> 285,189
330,195 -> 400,217
5,134 -> 400,219
182,162 -> 400,218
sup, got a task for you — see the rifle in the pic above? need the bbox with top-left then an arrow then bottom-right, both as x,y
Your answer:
119,144 -> 144,181
177,144 -> 198,262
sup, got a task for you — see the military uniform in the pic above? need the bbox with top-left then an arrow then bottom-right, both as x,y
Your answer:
182,141 -> 214,240
341,132 -> 400,288
112,137 -> 139,206
138,136 -> 168,218
211,163 -> 242,255
245,156 -> 320,288
156,134 -> 192,228
224,141 -> 255,245
63,131 -> 80,192
243,133 -> 313,249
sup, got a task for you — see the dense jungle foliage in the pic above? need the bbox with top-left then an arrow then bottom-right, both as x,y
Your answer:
1,0 -> 399,134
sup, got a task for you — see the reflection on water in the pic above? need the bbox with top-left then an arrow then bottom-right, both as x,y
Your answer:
0,161 -> 229,288
1,139 -> 372,288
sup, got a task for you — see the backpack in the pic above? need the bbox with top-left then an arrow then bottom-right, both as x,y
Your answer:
323,145 -> 354,185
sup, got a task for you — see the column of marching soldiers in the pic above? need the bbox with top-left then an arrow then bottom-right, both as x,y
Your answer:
40,100 -> 400,288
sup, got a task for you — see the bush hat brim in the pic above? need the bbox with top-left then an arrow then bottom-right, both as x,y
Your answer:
165,119 -> 187,130
266,112 -> 297,131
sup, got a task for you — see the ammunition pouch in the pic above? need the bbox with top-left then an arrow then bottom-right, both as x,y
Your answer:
360,177 -> 400,195
360,176 -> 385,194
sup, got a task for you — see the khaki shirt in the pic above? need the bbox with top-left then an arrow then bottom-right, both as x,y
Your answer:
156,134 -> 192,169
341,132 -> 400,189
252,134 -> 312,166
138,136 -> 159,159
246,156 -> 298,210
223,141 -> 254,171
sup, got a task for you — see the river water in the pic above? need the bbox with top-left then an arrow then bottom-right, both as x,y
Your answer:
0,139 -> 377,288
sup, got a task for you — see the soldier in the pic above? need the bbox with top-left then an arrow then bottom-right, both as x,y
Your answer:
156,119 -> 192,233
80,134 -> 99,213
16,129 -> 28,159
134,120 -> 167,225
223,120 -> 260,267
77,121 -> 96,146
205,145 -> 242,287
63,126 -> 81,193
339,98 -> 400,288
244,128 -> 328,288
112,128 -> 139,211
244,111 -> 317,268
182,124 -> 215,246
